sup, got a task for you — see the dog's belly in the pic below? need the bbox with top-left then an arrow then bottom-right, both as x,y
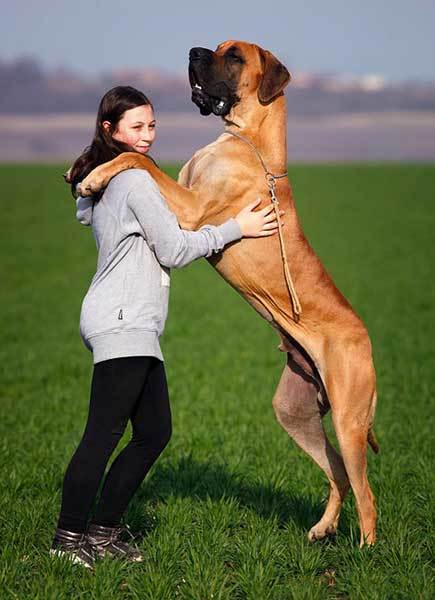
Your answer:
209,237 -> 295,318
207,240 -> 335,388
209,246 -> 324,390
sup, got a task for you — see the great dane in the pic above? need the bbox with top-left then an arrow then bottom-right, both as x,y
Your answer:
77,40 -> 379,546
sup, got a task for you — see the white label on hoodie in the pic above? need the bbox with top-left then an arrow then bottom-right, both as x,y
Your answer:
161,266 -> 171,287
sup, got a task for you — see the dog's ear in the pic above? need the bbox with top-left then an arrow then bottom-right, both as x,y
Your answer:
257,48 -> 291,104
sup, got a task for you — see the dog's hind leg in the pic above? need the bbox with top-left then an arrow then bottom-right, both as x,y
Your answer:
272,353 -> 350,541
324,337 -> 377,546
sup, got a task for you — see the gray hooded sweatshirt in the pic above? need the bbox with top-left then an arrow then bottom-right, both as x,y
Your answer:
76,169 -> 242,364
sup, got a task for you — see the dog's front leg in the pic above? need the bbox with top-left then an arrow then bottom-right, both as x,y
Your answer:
78,153 -> 205,229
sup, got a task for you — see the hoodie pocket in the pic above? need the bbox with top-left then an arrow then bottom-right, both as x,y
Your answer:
120,271 -> 160,327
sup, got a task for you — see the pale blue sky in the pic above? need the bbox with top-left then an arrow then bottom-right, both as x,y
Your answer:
3,0 -> 435,80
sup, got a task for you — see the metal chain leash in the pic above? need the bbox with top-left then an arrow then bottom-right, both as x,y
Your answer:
226,130 -> 302,320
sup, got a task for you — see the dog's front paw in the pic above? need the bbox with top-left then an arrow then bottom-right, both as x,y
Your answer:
76,181 -> 93,197
79,167 -> 109,196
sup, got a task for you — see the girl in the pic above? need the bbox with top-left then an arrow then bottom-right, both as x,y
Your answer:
51,86 -> 280,569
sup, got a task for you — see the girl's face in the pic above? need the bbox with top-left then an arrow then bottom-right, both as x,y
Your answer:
103,104 -> 156,154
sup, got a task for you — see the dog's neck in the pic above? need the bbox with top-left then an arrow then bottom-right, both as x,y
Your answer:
223,94 -> 287,175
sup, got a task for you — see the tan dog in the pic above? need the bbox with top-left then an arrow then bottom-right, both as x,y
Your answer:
78,41 -> 379,546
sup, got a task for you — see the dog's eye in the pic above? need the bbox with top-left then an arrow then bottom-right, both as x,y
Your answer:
226,50 -> 244,64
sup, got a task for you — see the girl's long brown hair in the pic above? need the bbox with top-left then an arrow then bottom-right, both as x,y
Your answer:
69,85 -> 153,198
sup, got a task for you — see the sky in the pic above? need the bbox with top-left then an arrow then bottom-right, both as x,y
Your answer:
3,0 -> 435,81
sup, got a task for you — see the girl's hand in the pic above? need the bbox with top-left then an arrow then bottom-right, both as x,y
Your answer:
235,198 -> 283,238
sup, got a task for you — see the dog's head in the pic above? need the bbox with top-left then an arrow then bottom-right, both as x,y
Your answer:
189,40 -> 291,117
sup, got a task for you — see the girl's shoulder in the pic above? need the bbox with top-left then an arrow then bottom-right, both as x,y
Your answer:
107,168 -> 153,193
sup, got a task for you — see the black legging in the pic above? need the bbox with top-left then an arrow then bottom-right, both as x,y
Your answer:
57,356 -> 172,533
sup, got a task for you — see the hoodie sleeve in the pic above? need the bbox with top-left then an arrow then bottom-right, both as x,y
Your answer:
124,170 -> 242,268
76,195 -> 95,226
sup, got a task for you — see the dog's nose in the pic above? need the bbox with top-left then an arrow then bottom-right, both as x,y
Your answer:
189,47 -> 213,63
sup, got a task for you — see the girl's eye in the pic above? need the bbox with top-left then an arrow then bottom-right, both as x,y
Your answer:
149,124 -> 156,129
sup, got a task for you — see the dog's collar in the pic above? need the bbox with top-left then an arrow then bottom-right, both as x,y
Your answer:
225,130 -> 288,181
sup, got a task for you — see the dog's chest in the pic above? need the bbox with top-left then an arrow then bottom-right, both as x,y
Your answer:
179,138 -> 231,189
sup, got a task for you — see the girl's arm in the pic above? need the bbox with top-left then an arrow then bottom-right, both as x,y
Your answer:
124,170 -> 278,268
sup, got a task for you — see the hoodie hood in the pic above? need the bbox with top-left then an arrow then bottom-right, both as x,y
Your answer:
76,196 -> 95,226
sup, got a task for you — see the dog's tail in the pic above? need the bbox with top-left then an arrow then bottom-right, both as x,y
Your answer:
367,390 -> 380,454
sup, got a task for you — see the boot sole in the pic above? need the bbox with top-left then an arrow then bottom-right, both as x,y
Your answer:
94,547 -> 144,562
89,539 -> 144,563
49,548 -> 94,569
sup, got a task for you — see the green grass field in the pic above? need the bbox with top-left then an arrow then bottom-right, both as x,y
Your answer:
1,163 -> 434,599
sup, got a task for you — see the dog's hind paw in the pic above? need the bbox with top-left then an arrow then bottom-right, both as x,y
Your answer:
308,522 -> 337,543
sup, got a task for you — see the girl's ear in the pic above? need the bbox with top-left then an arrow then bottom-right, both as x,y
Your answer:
102,120 -> 111,132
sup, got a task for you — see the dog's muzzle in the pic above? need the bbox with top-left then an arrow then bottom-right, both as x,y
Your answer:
189,57 -> 238,117
191,83 -> 233,116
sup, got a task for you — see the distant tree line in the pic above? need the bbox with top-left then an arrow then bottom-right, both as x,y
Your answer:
1,56 -> 434,115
